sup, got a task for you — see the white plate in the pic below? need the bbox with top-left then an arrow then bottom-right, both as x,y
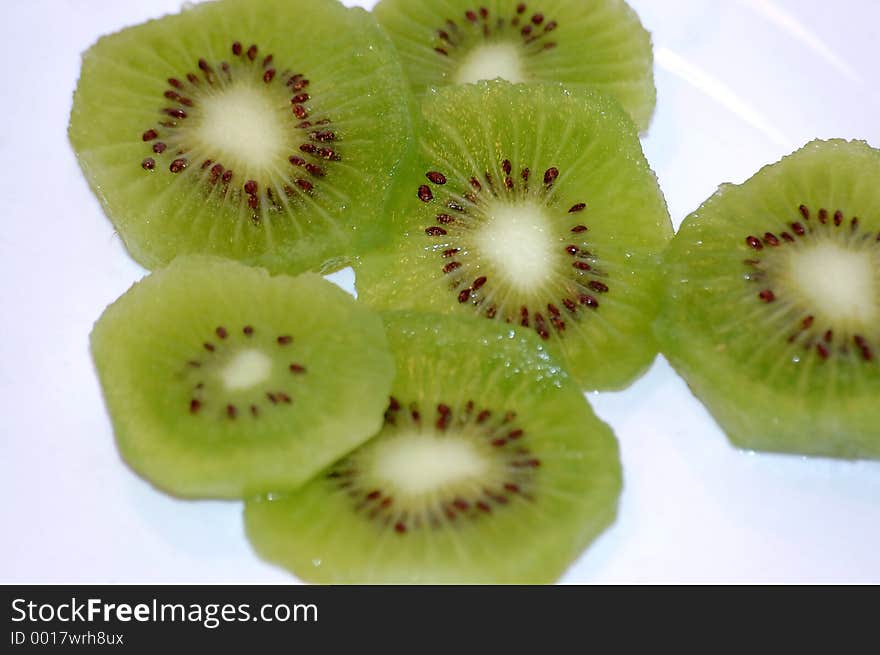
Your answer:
2,0 -> 878,584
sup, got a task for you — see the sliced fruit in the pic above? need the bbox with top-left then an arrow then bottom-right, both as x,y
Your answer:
69,0 -> 414,274
355,81 -> 672,391
374,0 -> 656,131
245,311 -> 622,584
90,256 -> 395,498
656,139 -> 880,459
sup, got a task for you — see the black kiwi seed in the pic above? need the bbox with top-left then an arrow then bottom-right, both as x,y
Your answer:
184,325 -> 307,420
426,4 -> 558,57
419,157 -> 606,342
137,41 -> 340,222
743,205 -> 878,362
326,399 -> 540,535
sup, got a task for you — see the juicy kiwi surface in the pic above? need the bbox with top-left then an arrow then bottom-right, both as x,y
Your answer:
373,0 -> 656,131
245,311 -> 622,584
90,256 -> 394,499
69,0 -> 414,275
656,139 -> 880,459
355,81 -> 672,391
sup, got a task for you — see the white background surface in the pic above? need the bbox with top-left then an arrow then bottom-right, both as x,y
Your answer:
2,0 -> 879,584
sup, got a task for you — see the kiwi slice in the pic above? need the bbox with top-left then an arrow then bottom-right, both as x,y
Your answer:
354,81 -> 672,391
244,311 -> 621,583
90,256 -> 395,498
373,0 -> 656,131
69,0 -> 414,274
656,139 -> 880,459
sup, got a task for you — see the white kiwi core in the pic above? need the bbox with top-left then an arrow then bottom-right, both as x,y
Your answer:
220,348 -> 273,391
194,83 -> 289,171
475,202 -> 556,293
372,433 -> 489,496
785,242 -> 878,328
454,42 -> 526,84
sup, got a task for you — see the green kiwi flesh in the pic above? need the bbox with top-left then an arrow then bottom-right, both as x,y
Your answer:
656,139 -> 880,459
355,81 -> 672,391
373,0 -> 656,131
89,256 -> 395,498
244,311 -> 622,583
69,0 -> 414,275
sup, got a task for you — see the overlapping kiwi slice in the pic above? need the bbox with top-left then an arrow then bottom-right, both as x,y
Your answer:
355,81 -> 672,391
245,311 -> 621,583
656,139 -> 880,459
374,0 -> 656,131
69,0 -> 414,274
90,256 -> 395,498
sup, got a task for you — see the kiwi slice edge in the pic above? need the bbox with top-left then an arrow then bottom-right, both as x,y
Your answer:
90,255 -> 396,499
373,0 -> 656,131
69,0 -> 416,275
355,80 -> 672,392
656,138 -> 880,459
244,310 -> 622,584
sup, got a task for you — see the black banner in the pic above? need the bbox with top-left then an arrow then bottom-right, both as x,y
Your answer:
2,586 -> 876,650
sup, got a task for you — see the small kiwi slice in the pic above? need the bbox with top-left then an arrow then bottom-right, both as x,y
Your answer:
244,311 -> 621,583
373,0 -> 656,131
656,139 -> 880,459
69,0 -> 414,274
90,256 -> 395,498
354,81 -> 672,391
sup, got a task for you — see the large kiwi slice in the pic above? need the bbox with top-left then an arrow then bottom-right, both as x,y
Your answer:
355,81 -> 672,391
245,311 -> 621,583
90,256 -> 395,498
373,0 -> 656,131
656,139 -> 880,459
69,0 -> 414,274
